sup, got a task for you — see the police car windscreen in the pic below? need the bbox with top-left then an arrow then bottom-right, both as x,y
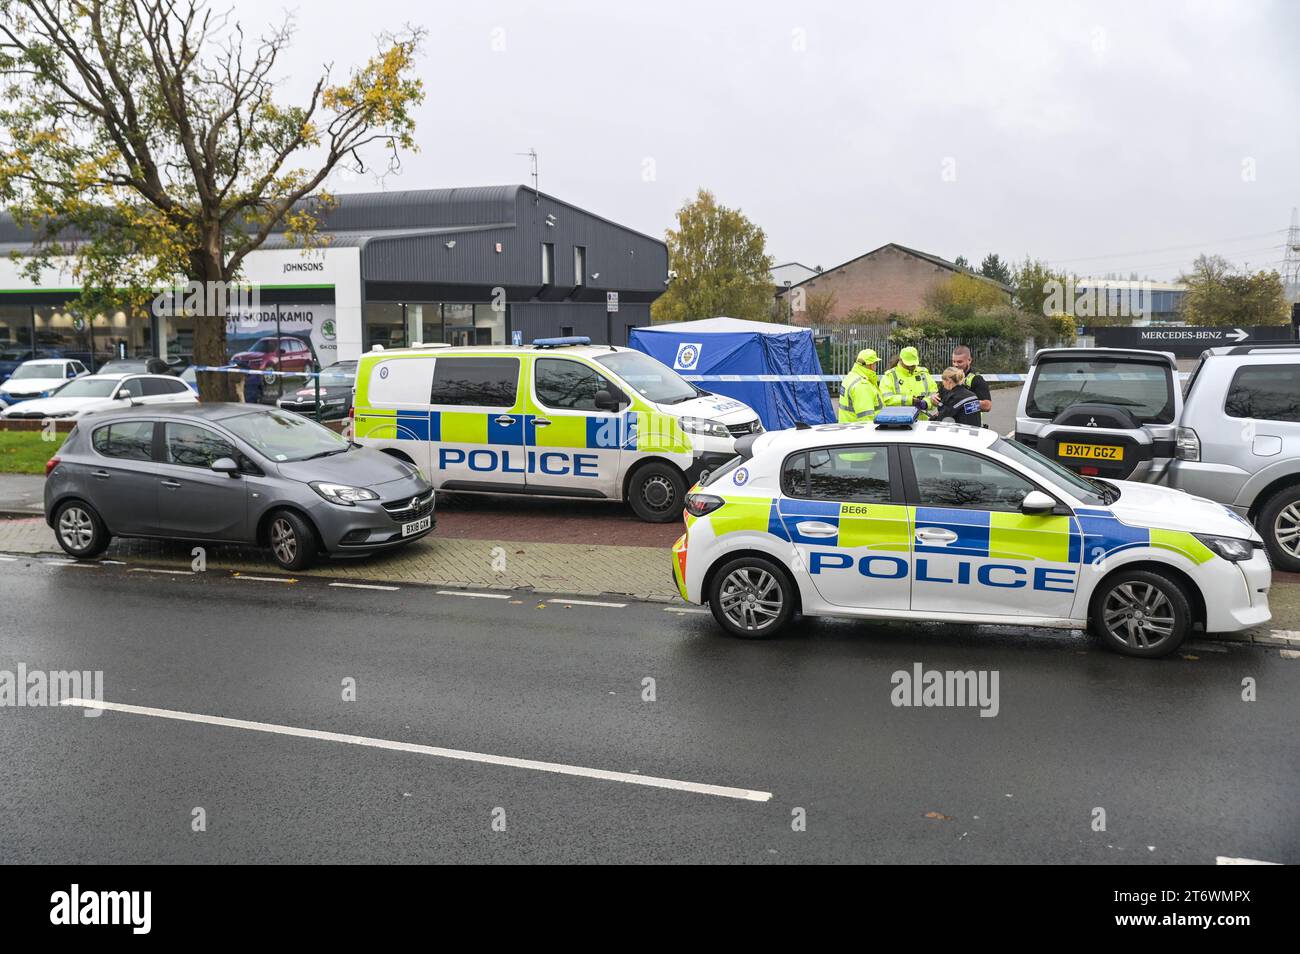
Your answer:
595,351 -> 697,404
1025,358 -> 1174,423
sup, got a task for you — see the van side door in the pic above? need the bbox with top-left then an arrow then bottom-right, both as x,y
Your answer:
429,356 -> 526,492
526,357 -> 624,499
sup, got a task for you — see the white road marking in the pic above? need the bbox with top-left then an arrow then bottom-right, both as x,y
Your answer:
98,559 -> 126,565
41,559 -> 77,565
1268,630 -> 1300,643
1280,649 -> 1300,660
58,698 -> 772,802
129,567 -> 194,576
545,597 -> 627,608
0,556 -> 17,562
665,606 -> 710,615
329,582 -> 400,592
436,590 -> 511,600
1216,856 -> 1279,865
233,574 -> 296,583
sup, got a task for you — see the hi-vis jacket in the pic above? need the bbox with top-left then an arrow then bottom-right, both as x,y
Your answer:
838,367 -> 883,423
881,364 -> 936,420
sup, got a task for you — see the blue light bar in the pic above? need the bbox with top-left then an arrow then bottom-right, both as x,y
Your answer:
532,336 -> 591,348
873,406 -> 920,428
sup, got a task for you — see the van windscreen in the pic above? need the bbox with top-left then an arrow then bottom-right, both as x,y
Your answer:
1026,358 -> 1174,424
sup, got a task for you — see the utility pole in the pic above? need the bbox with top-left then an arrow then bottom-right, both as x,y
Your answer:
1284,207 -> 1300,303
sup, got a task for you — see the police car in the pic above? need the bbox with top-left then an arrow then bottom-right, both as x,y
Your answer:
672,407 -> 1272,657
353,338 -> 762,522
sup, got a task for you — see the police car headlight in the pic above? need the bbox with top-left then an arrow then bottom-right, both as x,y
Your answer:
311,482 -> 380,506
679,416 -> 730,439
1193,534 -> 1254,562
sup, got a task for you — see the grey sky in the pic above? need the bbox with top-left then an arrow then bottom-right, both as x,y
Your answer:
245,0 -> 1299,281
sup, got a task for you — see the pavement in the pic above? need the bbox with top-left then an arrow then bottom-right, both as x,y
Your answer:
0,560 -> 1294,864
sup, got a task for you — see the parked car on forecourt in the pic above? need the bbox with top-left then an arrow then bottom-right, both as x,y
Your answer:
0,358 -> 89,405
1016,343 -> 1300,571
230,336 -> 317,373
96,357 -> 173,376
0,372 -> 196,420
44,404 -> 434,570
277,361 -> 357,420
0,348 -> 64,384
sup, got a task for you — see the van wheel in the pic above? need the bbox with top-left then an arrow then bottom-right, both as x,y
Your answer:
1089,569 -> 1191,658
1256,484 -> 1300,573
54,500 -> 110,559
268,510 -> 317,571
627,462 -> 686,523
707,556 -> 795,638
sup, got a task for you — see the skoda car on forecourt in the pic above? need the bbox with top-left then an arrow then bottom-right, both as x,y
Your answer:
672,408 -> 1271,657
352,337 -> 763,522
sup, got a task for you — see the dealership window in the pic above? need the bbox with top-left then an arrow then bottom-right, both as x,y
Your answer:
574,246 -> 586,287
473,304 -> 505,346
364,302 -> 405,350
542,242 -> 555,284
0,304 -> 33,355
35,304 -> 146,369
442,303 -> 475,346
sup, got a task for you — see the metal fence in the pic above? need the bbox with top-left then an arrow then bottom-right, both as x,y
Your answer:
809,325 -> 1035,383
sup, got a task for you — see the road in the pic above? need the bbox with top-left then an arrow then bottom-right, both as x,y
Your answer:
0,559 -> 1295,864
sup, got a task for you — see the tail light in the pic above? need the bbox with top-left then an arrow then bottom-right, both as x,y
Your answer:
44,455 -> 60,477
1175,426 -> 1200,461
684,493 -> 725,518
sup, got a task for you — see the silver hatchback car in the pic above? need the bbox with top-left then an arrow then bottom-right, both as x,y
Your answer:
45,404 -> 434,570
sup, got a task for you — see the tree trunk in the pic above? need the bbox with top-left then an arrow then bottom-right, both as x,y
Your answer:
190,246 -> 237,403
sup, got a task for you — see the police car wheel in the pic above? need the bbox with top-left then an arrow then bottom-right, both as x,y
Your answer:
268,510 -> 317,571
707,556 -> 795,638
1089,570 -> 1190,658
54,500 -> 110,559
1256,484 -> 1300,573
627,463 -> 686,523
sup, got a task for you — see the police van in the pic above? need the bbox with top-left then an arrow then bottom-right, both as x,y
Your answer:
672,407 -> 1271,656
352,338 -> 762,521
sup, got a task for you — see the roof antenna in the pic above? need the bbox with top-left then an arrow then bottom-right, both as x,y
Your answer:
516,147 -> 539,203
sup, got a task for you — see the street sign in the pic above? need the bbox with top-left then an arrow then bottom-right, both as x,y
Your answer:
1094,325 -> 1293,357
606,291 -> 619,313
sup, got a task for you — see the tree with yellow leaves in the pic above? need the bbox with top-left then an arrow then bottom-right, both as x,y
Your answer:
0,0 -> 424,399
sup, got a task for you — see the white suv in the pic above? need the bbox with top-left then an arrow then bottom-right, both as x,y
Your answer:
1167,343 -> 1300,571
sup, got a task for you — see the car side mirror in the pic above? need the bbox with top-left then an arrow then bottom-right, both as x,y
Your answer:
594,388 -> 623,412
1020,490 -> 1056,515
114,389 -> 130,400
211,457 -> 241,477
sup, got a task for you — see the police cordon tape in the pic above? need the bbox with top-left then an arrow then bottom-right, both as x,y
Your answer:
191,365 -> 322,380
682,372 -> 1192,382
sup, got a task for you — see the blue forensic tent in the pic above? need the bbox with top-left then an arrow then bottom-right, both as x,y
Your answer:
628,317 -> 835,431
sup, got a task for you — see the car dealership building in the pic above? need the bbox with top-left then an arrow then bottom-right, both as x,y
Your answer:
0,185 -> 669,369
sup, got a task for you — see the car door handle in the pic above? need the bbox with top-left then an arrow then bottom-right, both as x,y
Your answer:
531,418 -> 551,427
160,480 -> 181,489
795,521 -> 839,538
92,470 -> 110,480
916,527 -> 958,543
495,415 -> 516,426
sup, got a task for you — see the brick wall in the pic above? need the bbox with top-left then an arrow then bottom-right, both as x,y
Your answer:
791,246 -> 1006,321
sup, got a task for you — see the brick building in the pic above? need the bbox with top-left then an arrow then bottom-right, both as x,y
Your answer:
780,243 -> 1010,322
